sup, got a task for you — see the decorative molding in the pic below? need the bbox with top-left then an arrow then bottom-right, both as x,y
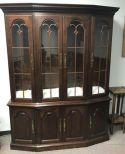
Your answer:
0,3 -> 119,15
0,130 -> 11,136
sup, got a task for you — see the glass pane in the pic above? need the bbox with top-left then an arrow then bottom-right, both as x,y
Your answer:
15,75 -> 31,98
51,49 -> 58,72
41,20 -> 58,48
12,20 -> 31,99
41,19 -> 59,99
94,47 -> 108,59
76,26 -> 84,47
42,48 -> 58,73
92,71 -> 105,94
67,48 -> 84,73
67,20 -> 84,47
67,73 -> 83,97
67,19 -> 84,97
92,20 -> 109,95
42,74 -> 59,98
95,22 -> 109,46
67,49 -> 75,72
76,48 -> 84,72
12,20 -> 28,47
13,48 -> 30,73
67,26 -> 75,47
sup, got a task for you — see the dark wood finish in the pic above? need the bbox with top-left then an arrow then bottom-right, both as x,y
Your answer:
88,102 -> 109,138
38,107 -> 61,143
0,3 -> 119,15
0,3 -> 119,152
10,107 -> 35,144
63,106 -> 87,141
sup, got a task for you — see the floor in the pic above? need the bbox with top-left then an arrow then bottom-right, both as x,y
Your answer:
0,126 -> 125,154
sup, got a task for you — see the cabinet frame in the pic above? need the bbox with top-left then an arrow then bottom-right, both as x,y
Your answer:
0,3 -> 119,152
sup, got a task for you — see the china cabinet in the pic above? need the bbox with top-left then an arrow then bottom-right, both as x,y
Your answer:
0,3 -> 119,151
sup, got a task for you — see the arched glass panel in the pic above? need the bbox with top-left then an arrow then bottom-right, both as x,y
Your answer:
92,20 -> 110,95
12,20 -> 31,99
67,20 -> 84,97
41,19 -> 59,99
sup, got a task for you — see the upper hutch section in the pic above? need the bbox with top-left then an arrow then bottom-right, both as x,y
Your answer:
0,3 -> 119,102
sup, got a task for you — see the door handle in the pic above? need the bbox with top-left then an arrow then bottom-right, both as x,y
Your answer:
32,120 -> 35,135
63,118 -> 66,132
89,115 -> 92,129
59,118 -> 61,133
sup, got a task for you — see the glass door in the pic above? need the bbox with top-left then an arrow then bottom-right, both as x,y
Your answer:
5,15 -> 34,100
63,16 -> 90,99
35,15 -> 62,101
92,17 -> 112,96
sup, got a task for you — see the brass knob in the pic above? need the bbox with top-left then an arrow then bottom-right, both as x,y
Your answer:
32,120 -> 35,135
64,118 -> 66,132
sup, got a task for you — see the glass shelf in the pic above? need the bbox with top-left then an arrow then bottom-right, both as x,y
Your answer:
12,47 -> 29,48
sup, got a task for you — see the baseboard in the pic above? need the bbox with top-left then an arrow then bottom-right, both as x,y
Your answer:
0,130 -> 11,136
10,134 -> 109,152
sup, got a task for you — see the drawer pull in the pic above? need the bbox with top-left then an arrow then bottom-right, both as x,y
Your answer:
32,120 -> 35,135
89,115 -> 92,129
64,118 -> 66,132
59,118 -> 61,133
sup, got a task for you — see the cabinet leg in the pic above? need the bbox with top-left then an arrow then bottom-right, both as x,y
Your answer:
123,114 -> 125,133
110,124 -> 113,134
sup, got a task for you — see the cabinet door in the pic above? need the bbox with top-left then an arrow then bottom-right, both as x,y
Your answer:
5,14 -> 34,101
10,108 -> 34,144
63,15 -> 90,99
34,15 -> 62,101
88,102 -> 109,138
38,107 -> 61,143
91,17 -> 113,96
63,106 -> 87,141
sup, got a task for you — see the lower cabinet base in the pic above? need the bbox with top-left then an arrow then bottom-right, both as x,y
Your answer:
10,134 -> 109,152
9,98 -> 110,152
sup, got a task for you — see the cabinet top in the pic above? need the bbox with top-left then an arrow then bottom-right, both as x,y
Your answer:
0,3 -> 119,15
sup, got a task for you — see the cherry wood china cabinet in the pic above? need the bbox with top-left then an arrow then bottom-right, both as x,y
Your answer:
0,3 -> 119,151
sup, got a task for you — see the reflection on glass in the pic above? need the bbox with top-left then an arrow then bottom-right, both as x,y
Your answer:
42,48 -> 58,73
67,49 -> 75,72
95,23 -> 109,46
13,48 -> 30,73
15,75 -> 31,98
67,20 -> 84,47
12,20 -> 28,47
67,20 -> 84,97
67,73 -> 83,96
41,20 -> 59,99
92,20 -> 109,95
42,74 -> 59,98
12,20 -> 31,99
41,20 -> 58,47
